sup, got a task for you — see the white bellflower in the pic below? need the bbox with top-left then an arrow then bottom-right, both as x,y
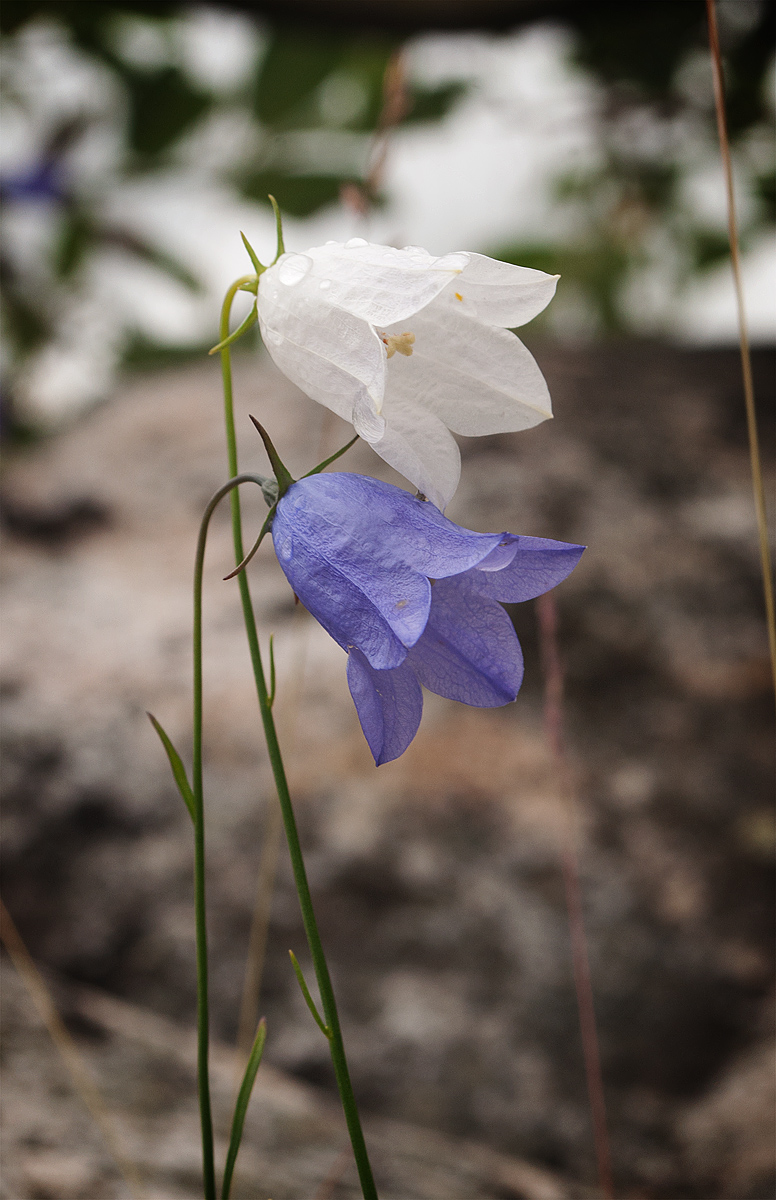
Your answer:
257,239 -> 558,509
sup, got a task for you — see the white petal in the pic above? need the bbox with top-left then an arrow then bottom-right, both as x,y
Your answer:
383,291 -> 552,437
258,264 -> 385,427
368,394 -> 461,511
351,391 -> 386,443
443,252 -> 559,327
304,241 -> 469,326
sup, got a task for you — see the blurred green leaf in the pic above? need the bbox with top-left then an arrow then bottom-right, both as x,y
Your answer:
405,81 -> 467,124
126,67 -> 211,157
569,1 -> 704,97
336,41 -> 394,130
238,172 -> 347,218
0,293 -> 51,354
724,2 -> 776,139
754,171 -> 776,225
54,211 -> 94,277
0,2 -> 179,39
688,229 -> 732,273
253,32 -> 343,126
624,163 -> 677,212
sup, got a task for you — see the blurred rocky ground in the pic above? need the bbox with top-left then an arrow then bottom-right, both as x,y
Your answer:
1,342 -> 774,1199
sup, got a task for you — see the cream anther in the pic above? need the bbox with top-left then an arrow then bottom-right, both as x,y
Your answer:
382,331 -> 415,359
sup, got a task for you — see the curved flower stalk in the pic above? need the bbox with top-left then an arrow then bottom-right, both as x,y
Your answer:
257,239 -> 559,510
272,472 -> 583,764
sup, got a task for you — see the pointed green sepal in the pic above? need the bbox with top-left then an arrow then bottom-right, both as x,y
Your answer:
222,502 -> 276,581
268,195 -> 285,261
302,434 -> 360,479
289,950 -> 330,1038
208,303 -> 258,355
221,1017 -> 267,1200
240,231 -> 266,278
249,416 -> 295,498
147,713 -> 195,823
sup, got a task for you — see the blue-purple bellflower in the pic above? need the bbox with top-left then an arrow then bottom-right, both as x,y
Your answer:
272,473 -> 584,765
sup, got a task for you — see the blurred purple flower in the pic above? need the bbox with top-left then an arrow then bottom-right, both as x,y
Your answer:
272,473 -> 583,765
0,160 -> 65,204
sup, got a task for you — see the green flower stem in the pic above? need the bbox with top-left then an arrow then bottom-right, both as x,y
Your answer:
193,472 -> 267,1200
217,285 -> 378,1200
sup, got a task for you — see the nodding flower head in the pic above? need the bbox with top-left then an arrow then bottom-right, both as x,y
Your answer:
258,239 -> 559,510
272,472 -> 583,765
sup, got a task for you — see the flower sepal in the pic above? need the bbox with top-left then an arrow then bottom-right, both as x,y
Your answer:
250,416 -> 296,499
224,421 -> 360,582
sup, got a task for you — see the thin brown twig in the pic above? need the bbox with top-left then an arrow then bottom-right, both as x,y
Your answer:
342,50 -> 409,218
705,0 -> 776,690
365,52 -> 410,198
536,592 -> 614,1200
0,897 -> 145,1199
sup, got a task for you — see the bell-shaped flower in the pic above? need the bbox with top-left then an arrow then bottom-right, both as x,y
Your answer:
258,239 -> 558,510
272,472 -> 583,765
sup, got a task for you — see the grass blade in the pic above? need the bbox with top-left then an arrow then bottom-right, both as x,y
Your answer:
148,713 -> 195,823
289,950 -> 330,1038
221,1018 -> 267,1200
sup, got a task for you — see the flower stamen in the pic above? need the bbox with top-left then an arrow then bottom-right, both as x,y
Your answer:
382,331 -> 415,359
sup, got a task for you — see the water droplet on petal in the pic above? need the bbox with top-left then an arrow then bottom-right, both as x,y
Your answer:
345,237 -> 367,248
277,254 -> 312,286
319,279 -> 331,290
266,329 -> 284,346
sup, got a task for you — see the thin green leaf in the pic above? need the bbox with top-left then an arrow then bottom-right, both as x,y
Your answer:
208,304 -> 257,356
147,713 -> 195,823
289,951 -> 330,1038
221,1018 -> 267,1200
302,434 -> 359,478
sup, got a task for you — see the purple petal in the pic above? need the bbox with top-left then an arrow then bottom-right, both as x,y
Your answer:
407,575 -> 523,706
474,536 -> 521,571
272,529 -> 408,669
273,493 -> 429,667
283,474 -> 504,578
347,647 -> 424,765
467,535 -> 584,603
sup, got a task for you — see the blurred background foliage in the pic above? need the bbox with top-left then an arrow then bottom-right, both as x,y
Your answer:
0,0 -> 773,432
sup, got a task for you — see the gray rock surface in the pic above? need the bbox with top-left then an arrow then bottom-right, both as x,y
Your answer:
2,344 -> 774,1197
2,965 -> 580,1199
